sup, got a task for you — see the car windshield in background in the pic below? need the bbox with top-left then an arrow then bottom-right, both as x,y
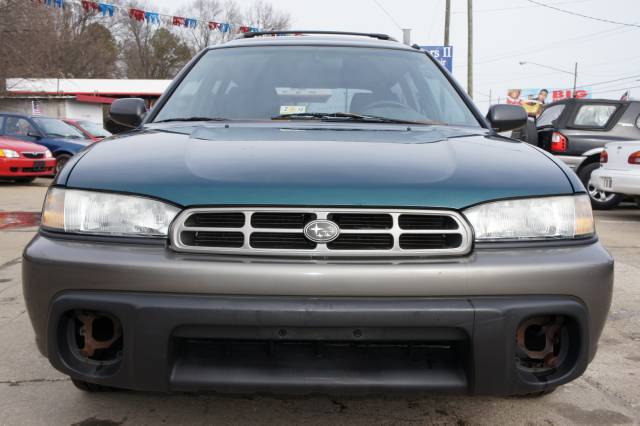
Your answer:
78,121 -> 112,137
153,46 -> 481,127
33,118 -> 86,139
537,104 -> 565,127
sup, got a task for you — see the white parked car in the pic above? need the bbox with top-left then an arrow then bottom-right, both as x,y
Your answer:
591,142 -> 640,196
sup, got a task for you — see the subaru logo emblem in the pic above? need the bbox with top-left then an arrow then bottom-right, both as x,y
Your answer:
304,220 -> 340,243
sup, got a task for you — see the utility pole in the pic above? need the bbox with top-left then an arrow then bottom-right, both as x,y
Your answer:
467,0 -> 473,98
444,0 -> 451,45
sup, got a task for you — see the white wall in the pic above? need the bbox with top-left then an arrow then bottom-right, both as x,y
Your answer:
64,100 -> 103,124
0,98 -> 66,117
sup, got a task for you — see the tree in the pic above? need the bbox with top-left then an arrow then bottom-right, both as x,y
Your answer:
178,0 -> 291,54
244,0 -> 291,32
120,24 -> 192,79
148,28 -> 192,79
57,21 -> 119,78
0,0 -> 291,90
0,0 -> 119,90
177,0 -> 243,54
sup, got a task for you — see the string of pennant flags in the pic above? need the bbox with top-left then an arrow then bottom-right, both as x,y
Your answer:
34,0 -> 260,33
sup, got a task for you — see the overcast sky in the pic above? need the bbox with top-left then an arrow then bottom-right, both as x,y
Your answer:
150,0 -> 640,107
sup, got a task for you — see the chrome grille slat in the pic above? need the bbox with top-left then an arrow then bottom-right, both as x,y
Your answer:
180,226 -> 462,234
171,208 -> 473,257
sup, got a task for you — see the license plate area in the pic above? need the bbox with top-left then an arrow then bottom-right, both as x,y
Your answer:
32,160 -> 46,171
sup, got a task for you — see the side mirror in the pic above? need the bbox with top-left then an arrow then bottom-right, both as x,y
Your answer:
109,98 -> 147,128
27,131 -> 42,140
486,104 -> 527,132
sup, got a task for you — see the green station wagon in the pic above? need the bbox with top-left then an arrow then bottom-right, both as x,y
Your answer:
23,31 -> 613,396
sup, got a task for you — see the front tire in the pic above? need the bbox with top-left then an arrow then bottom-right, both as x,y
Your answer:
578,162 -> 623,210
55,154 -> 72,175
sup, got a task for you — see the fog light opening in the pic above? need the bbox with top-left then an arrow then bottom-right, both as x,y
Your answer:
71,311 -> 123,363
516,315 -> 566,371
523,324 -> 546,352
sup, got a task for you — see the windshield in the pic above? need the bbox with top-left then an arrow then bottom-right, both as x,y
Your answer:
537,104 -> 565,127
77,121 -> 112,137
33,118 -> 86,139
153,46 -> 481,127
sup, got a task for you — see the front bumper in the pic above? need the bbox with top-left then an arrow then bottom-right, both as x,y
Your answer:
0,157 -> 56,177
591,167 -> 640,196
23,234 -> 614,395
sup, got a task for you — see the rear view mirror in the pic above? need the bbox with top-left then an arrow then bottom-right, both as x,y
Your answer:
486,104 -> 528,132
27,131 -> 42,140
109,98 -> 147,128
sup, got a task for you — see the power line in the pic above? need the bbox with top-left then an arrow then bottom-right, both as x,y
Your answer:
577,73 -> 640,88
452,0 -> 592,14
590,84 -> 640,95
453,24 -> 632,69
526,0 -> 640,28
371,0 -> 402,30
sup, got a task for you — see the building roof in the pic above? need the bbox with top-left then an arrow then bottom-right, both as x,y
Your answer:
5,78 -> 172,97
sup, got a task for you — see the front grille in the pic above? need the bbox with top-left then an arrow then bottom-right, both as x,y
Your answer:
21,152 -> 45,159
20,166 -> 53,173
250,232 -> 316,249
329,213 -> 392,229
399,214 -> 458,230
399,234 -> 462,250
251,212 -> 316,229
185,212 -> 244,228
172,208 -> 472,257
181,231 -> 244,248
328,234 -> 394,250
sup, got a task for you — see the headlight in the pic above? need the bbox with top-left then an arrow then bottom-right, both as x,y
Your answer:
42,188 -> 180,237
0,149 -> 20,158
464,195 -> 594,241
44,150 -> 53,158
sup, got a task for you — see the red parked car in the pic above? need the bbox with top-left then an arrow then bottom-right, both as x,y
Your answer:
63,119 -> 112,142
0,136 -> 56,183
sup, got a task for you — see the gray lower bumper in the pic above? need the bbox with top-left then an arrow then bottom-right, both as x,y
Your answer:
46,292 -> 589,395
22,234 -> 613,393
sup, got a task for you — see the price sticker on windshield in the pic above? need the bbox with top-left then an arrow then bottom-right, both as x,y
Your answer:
280,105 -> 307,115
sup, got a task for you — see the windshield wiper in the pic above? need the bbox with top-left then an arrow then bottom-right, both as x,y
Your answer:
271,112 -> 442,125
154,117 -> 230,123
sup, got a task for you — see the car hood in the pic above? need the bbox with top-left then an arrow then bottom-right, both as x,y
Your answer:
0,137 -> 47,152
64,123 -> 574,209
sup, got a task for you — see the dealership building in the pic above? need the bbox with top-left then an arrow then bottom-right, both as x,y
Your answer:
0,78 -> 171,125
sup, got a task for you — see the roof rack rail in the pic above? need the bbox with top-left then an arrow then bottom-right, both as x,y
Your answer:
240,30 -> 397,42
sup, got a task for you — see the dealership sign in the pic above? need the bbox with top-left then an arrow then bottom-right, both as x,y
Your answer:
421,46 -> 453,73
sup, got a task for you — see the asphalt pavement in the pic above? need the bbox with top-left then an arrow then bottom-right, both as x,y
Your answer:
0,179 -> 638,425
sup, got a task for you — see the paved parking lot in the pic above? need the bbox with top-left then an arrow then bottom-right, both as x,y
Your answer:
0,179 -> 639,425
